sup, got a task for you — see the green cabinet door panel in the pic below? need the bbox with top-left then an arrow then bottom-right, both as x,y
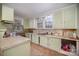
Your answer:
0,32 -> 5,38
4,42 -> 31,56
23,19 -> 30,29
32,34 -> 39,44
63,5 -> 76,29
53,10 -> 63,29
0,22 -> 6,29
2,5 -> 14,21
48,38 -> 61,51
0,29 -> 6,38
40,36 -> 48,48
48,38 -> 53,49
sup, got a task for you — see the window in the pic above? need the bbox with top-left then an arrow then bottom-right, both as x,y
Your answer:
36,17 -> 44,29
45,15 -> 53,28
36,15 -> 53,29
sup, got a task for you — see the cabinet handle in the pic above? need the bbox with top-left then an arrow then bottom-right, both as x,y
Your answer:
38,37 -> 40,44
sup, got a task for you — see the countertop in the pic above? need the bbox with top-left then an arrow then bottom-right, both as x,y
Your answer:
39,35 -> 79,41
32,33 -> 79,41
0,36 -> 30,51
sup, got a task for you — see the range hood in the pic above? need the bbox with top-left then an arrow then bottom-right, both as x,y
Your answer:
0,20 -> 14,24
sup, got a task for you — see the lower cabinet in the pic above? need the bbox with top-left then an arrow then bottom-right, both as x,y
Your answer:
0,29 -> 6,39
32,34 -> 61,52
48,37 -> 61,51
40,36 -> 48,48
3,42 -> 31,56
32,34 -> 39,44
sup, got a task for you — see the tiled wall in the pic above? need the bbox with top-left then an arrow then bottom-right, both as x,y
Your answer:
33,29 -> 77,37
33,29 -> 63,35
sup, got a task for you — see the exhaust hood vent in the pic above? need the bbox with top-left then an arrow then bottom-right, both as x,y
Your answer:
0,20 -> 14,24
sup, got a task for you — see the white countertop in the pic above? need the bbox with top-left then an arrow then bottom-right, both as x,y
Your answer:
0,36 -> 30,51
37,34 -> 79,41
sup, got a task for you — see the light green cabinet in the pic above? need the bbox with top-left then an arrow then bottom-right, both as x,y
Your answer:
0,29 -> 6,38
0,31 -> 5,38
40,36 -> 48,48
23,19 -> 30,29
29,19 -> 37,28
3,42 -> 31,56
0,4 -> 14,21
39,36 -> 61,51
32,34 -> 39,44
53,10 -> 63,29
48,37 -> 61,51
0,22 -> 6,29
2,5 -> 14,21
0,4 -> 14,29
63,5 -> 76,29
53,4 -> 78,29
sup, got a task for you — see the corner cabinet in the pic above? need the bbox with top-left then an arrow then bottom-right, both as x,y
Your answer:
63,5 -> 77,29
0,4 -> 14,21
32,34 -> 39,44
48,37 -> 61,51
53,4 -> 78,29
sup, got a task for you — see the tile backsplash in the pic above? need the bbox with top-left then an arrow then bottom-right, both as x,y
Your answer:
33,29 -> 77,38
33,29 -> 63,36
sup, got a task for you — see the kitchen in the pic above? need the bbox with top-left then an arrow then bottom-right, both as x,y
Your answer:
0,3 -> 79,56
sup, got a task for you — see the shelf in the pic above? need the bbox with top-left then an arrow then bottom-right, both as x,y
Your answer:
59,49 -> 77,56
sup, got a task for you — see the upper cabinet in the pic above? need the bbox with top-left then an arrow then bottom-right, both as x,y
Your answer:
53,10 -> 63,29
23,19 -> 30,29
29,19 -> 37,29
53,4 -> 78,29
29,4 -> 79,29
0,4 -> 14,22
63,5 -> 77,29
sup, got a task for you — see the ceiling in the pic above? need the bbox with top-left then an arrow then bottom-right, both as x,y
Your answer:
3,3 -> 73,19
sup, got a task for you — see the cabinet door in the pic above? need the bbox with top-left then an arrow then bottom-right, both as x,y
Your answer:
32,34 -> 39,44
48,38 -> 61,51
0,29 -> 6,39
0,32 -> 5,38
40,36 -> 48,48
0,22 -> 6,29
2,5 -> 14,21
53,10 -> 63,29
23,19 -> 29,29
63,5 -> 76,29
